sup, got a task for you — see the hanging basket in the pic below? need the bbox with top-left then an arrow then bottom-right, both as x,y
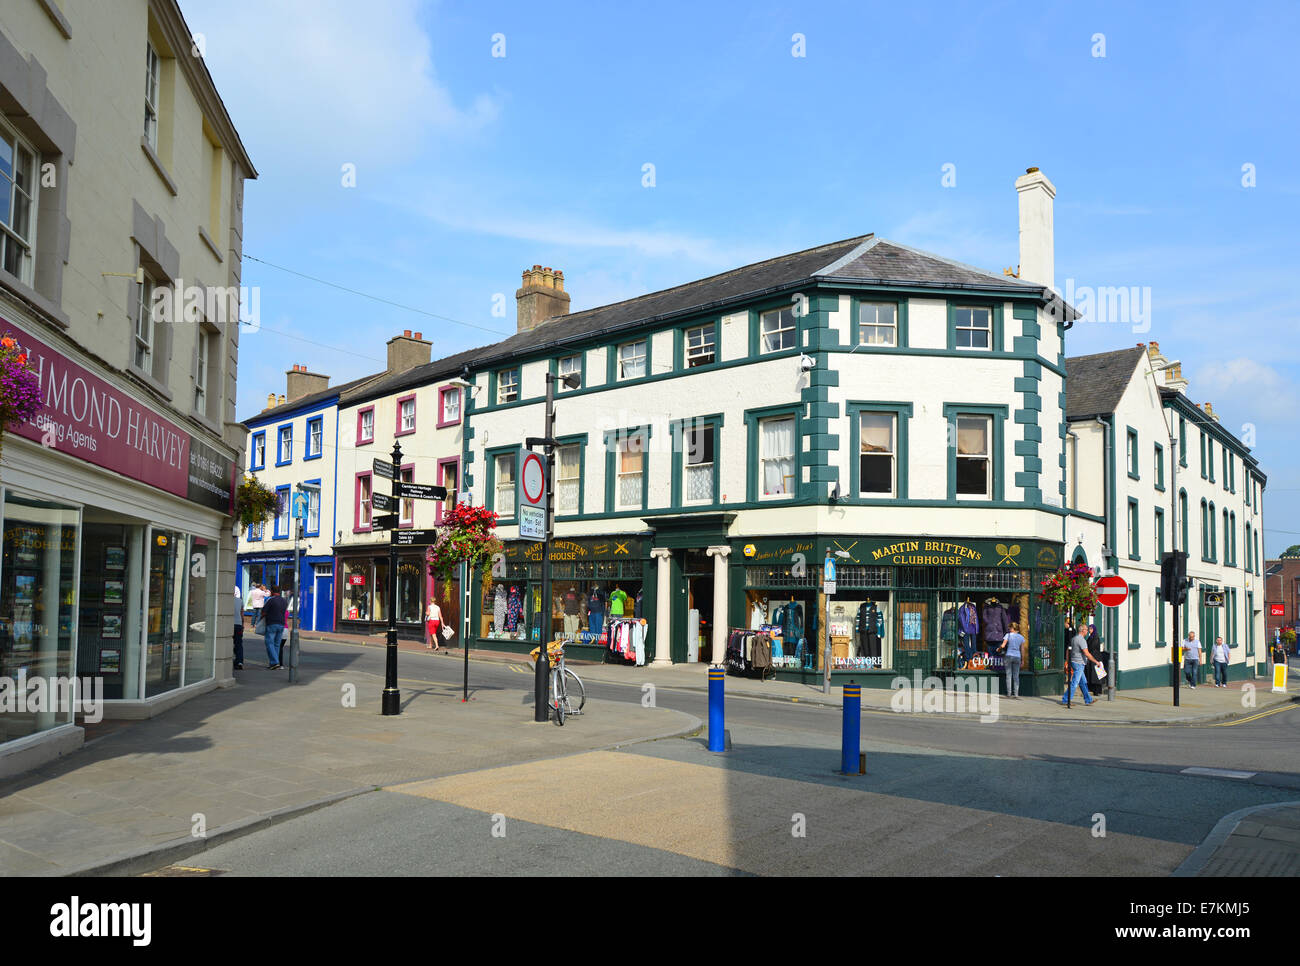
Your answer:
427,502 -> 503,602
0,334 -> 44,464
1038,562 -> 1099,624
234,474 -> 281,528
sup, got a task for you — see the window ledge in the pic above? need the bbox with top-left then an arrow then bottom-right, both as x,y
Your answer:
198,225 -> 223,262
126,362 -> 173,402
140,137 -> 179,197
0,270 -> 71,329
37,0 -> 72,38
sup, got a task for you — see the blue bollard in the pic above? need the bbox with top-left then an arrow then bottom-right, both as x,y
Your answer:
708,667 -> 726,752
841,682 -> 861,774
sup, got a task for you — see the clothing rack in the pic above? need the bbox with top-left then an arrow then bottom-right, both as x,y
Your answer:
606,617 -> 646,666
724,627 -> 776,679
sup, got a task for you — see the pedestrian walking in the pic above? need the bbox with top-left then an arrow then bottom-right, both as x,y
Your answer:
1062,625 -> 1103,706
261,585 -> 289,669
1211,636 -> 1230,687
247,582 -> 268,629
1181,630 -> 1202,688
425,598 -> 444,651
998,622 -> 1025,697
232,585 -> 244,670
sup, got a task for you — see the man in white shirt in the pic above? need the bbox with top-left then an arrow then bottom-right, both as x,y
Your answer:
1182,631 -> 1202,689
1211,636 -> 1231,687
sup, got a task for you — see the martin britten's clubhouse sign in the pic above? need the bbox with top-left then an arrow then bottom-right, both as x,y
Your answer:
2,317 -> 236,513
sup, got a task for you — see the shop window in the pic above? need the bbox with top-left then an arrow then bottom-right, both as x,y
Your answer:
357,407 -> 375,444
858,411 -> 896,496
557,444 -> 581,514
276,424 -> 292,465
857,301 -> 897,347
617,339 -> 647,380
183,537 -> 215,686
617,435 -> 645,509
355,473 -> 372,531
497,368 -> 519,405
80,522 -> 143,699
493,451 -> 516,517
557,354 -> 582,390
145,529 -> 188,698
0,118 -> 38,285
396,559 -> 424,624
759,307 -> 796,353
683,424 -> 715,504
250,432 -> 266,470
953,306 -> 991,349
305,416 -> 323,459
955,415 -> 992,498
684,323 -> 716,368
1,494 -> 79,739
342,559 -> 371,621
759,415 -> 795,498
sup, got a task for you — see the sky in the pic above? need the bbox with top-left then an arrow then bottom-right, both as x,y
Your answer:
183,0 -> 1300,556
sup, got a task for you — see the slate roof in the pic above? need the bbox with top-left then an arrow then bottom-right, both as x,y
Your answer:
338,343 -> 493,407
241,372 -> 382,427
1064,347 -> 1147,419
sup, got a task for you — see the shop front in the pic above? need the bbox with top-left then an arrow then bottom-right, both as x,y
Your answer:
727,535 -> 1066,694
0,314 -> 237,773
237,551 -> 335,632
334,545 -> 458,642
472,536 -> 652,662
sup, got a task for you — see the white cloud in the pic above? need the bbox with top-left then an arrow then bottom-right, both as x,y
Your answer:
1194,358 -> 1300,424
185,0 -> 499,172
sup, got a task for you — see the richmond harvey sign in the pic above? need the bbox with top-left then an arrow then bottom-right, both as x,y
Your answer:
2,317 -> 235,513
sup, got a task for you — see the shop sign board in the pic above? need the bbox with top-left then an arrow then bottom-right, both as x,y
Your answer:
505,536 -> 643,562
1269,603 -> 1284,617
820,536 -> 1062,570
1203,591 -> 1225,607
2,315 -> 236,513
518,504 -> 545,542
348,574 -> 366,586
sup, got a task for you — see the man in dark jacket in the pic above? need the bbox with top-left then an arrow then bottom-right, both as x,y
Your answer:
261,585 -> 290,669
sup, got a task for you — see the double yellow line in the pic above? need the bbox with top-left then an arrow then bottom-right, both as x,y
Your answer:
1208,703 -> 1297,727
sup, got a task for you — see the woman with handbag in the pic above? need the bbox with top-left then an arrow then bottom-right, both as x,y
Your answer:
425,599 -> 444,651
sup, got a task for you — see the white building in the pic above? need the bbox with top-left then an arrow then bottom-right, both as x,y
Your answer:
1065,342 -> 1267,686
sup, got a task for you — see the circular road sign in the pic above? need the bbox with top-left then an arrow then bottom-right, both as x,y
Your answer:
520,451 -> 546,506
1096,574 -> 1129,608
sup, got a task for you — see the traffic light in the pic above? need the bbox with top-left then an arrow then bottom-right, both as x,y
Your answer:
1160,550 -> 1188,604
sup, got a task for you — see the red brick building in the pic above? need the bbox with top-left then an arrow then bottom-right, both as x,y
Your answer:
1264,555 -> 1300,646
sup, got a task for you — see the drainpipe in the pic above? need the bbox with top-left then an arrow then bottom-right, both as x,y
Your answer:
1095,415 -> 1117,698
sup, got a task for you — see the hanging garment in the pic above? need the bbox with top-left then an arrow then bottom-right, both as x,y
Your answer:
562,589 -> 581,615
493,586 -> 507,631
609,588 -> 629,617
634,589 -> 643,619
784,602 -> 804,647
857,602 -> 882,658
587,587 -> 606,637
981,601 -> 1009,643
750,601 -> 767,630
751,635 -> 772,670
940,607 -> 957,641
505,585 -> 523,632
1008,601 -> 1021,626
958,602 -> 979,636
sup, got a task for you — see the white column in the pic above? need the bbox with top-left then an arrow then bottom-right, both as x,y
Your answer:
706,545 -> 731,665
651,548 -> 672,666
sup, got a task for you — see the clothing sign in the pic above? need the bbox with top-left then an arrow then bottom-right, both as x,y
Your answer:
347,575 -> 366,586
2,315 -> 236,512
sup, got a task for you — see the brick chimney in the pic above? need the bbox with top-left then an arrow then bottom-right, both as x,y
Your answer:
1015,167 -> 1055,289
516,265 -> 571,332
266,392 -> 276,410
286,364 -> 329,402
386,330 -> 431,373
1203,401 -> 1219,422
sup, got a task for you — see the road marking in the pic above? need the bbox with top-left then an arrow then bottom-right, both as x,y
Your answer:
1180,766 -> 1256,779
1208,704 -> 1297,727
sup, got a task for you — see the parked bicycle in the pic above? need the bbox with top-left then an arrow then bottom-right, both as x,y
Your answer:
529,640 -> 586,726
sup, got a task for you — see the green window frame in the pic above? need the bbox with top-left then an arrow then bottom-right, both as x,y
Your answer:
1155,506 -> 1165,560
551,353 -> 585,393
751,303 -> 800,357
603,425 -> 652,513
484,445 -> 518,523
1208,501 -> 1217,561
554,433 -> 588,518
1245,472 -> 1251,507
852,296 -> 909,349
609,337 -> 651,383
847,401 -> 912,500
744,403 -> 802,502
1199,498 -> 1209,560
1199,430 -> 1207,478
676,320 -> 719,372
1128,497 -> 1140,561
1223,448 -> 1230,492
669,414 -> 723,509
1179,489 -> 1189,553
1156,587 -> 1166,647
1129,583 -> 1141,649
492,367 -> 521,407
946,301 -> 1003,352
1126,427 -> 1139,480
1207,436 -> 1215,483
942,403 -> 1007,502
1154,441 -> 1165,491
1178,415 -> 1187,467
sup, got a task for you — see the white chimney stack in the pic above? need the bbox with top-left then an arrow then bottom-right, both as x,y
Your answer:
1015,166 -> 1056,290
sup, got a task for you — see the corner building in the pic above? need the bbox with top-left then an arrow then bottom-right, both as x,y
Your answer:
465,171 -> 1076,694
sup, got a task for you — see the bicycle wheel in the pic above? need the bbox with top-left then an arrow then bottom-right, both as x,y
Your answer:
550,668 -> 565,726
562,667 -> 586,713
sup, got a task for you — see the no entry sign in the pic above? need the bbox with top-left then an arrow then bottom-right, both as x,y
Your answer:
519,450 -> 545,507
1096,574 -> 1129,608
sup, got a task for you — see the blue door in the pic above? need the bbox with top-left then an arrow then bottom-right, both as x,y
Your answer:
315,572 -> 334,632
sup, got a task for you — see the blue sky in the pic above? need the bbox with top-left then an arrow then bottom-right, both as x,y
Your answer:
185,0 -> 1300,555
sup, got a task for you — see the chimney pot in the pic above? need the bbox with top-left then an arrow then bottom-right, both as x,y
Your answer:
278,394 -> 286,406
516,263 -> 571,333
414,331 -> 422,340
267,392 -> 275,410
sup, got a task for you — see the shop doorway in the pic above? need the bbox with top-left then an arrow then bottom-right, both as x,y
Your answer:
894,590 -> 935,679
687,573 -> 714,662
314,566 -> 333,632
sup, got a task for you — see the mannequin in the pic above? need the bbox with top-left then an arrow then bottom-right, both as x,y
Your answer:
587,584 -> 607,637
958,596 -> 978,664
493,584 -> 507,634
609,584 -> 629,618
981,596 -> 1008,653
504,584 -> 523,633
562,585 -> 581,636
856,600 -> 882,658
